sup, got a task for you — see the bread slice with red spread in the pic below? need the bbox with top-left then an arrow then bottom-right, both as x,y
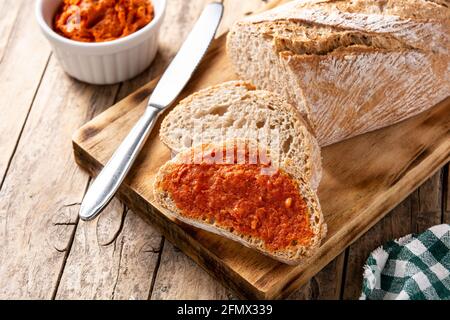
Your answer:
153,140 -> 326,265
159,80 -> 322,190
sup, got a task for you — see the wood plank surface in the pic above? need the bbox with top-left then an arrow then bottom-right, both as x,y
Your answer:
444,165 -> 450,224
342,171 -> 445,299
0,54 -> 119,298
0,0 -> 448,300
0,1 -> 51,183
72,2 -> 450,297
55,200 -> 163,299
0,0 -> 22,60
151,240 -> 233,300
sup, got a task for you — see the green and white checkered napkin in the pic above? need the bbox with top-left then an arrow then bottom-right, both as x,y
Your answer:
360,224 -> 450,300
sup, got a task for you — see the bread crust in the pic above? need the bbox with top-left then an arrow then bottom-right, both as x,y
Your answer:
227,0 -> 450,146
153,140 -> 326,265
159,80 -> 323,190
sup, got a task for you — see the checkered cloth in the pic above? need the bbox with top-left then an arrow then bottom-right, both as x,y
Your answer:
360,224 -> 450,300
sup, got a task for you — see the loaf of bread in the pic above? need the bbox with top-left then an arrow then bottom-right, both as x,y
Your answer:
227,0 -> 450,146
153,140 -> 326,264
160,80 -> 322,190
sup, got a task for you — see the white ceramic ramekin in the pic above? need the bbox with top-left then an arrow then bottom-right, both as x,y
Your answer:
35,0 -> 166,85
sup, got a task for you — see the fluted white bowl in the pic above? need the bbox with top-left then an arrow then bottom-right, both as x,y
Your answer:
35,0 -> 166,85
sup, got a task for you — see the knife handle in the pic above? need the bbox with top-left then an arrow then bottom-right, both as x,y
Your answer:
79,106 -> 160,221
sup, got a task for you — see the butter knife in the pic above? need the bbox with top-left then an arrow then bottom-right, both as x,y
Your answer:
79,2 -> 224,221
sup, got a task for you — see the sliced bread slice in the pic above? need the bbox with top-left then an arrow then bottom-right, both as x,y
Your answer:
153,140 -> 326,265
160,80 -> 322,190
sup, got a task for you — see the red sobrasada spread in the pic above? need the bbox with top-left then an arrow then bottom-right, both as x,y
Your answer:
54,0 -> 155,42
160,147 -> 313,251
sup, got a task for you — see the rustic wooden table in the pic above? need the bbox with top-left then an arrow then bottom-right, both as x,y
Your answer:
0,0 -> 448,300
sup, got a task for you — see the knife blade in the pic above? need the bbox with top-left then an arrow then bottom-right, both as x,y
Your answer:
79,2 -> 224,221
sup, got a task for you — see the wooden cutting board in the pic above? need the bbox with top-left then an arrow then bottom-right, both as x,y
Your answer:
72,6 -> 450,299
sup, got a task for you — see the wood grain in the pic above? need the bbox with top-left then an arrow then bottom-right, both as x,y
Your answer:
0,56 -> 118,299
444,165 -> 450,224
72,9 -> 450,297
151,240 -> 233,300
148,0 -> 273,300
0,1 -> 51,183
55,200 -> 162,300
288,253 -> 345,300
